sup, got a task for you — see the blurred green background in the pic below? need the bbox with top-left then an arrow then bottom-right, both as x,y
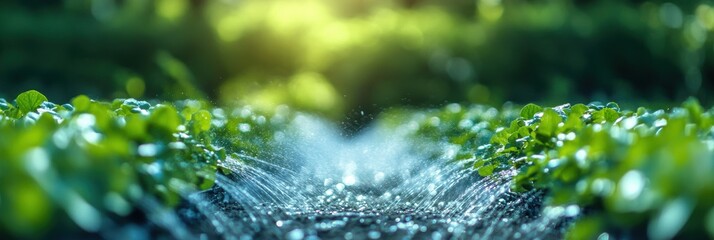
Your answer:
2,0 -> 713,125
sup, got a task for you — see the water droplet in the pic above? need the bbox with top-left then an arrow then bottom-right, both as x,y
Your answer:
256,115 -> 266,124
24,148 -> 50,173
429,117 -> 441,127
564,205 -> 580,217
597,232 -> 610,240
323,178 -> 333,186
458,119 -> 474,129
343,175 -> 357,186
145,162 -> 162,177
447,103 -> 462,113
575,149 -> 588,164
621,116 -> 638,129
367,231 -> 381,239
654,118 -> 668,127
566,132 -> 576,140
81,130 -> 102,144
138,144 -> 159,157
374,172 -> 385,183
104,192 -> 130,216
648,198 -> 693,239
75,113 -> 96,128
287,229 -> 304,240
557,133 -> 566,140
544,206 -> 565,218
168,142 -> 187,150
239,123 -> 252,132
619,170 -> 645,200
67,192 -> 102,232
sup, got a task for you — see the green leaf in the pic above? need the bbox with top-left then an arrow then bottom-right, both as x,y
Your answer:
563,113 -> 584,131
602,108 -> 619,122
520,103 -> 543,119
191,110 -> 212,134
537,108 -> 562,137
592,108 -> 620,123
71,95 -> 91,112
566,217 -> 603,240
683,98 -> 702,125
124,115 -> 147,139
490,129 -> 510,145
197,170 -> 216,189
148,105 -> 181,136
9,182 -> 52,234
477,164 -> 496,177
473,159 -> 485,169
517,126 -> 531,137
570,104 -> 588,116
15,90 -> 47,114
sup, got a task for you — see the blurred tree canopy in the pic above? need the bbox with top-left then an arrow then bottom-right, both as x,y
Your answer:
1,0 -> 713,125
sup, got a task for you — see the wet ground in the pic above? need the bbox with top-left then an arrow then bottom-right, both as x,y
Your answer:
164,117 -> 575,240
174,175 -> 571,240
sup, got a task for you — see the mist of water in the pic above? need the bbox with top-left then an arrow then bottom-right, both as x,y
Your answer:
147,114 -> 575,239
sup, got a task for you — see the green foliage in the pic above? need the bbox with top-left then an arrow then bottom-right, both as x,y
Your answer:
537,108 -> 562,138
402,99 -> 714,239
0,90 -> 242,238
3,88 -> 714,239
520,103 -> 542,119
0,90 -> 294,238
15,90 -> 47,114
191,110 -> 212,134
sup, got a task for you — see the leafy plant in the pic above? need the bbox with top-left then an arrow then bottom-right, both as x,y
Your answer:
0,90 -> 288,238
15,90 -> 48,114
3,89 -> 714,239
402,99 -> 714,239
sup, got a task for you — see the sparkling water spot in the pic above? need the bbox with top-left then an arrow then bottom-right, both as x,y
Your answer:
138,144 -> 159,157
374,172 -> 385,183
165,115 -> 572,240
239,123 -> 251,132
620,170 -> 645,200
367,230 -> 381,239
342,175 -> 357,186
287,229 -> 304,240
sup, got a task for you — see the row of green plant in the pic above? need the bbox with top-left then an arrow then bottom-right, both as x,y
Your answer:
400,99 -> 714,239
3,89 -> 713,239
0,90 -> 289,238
